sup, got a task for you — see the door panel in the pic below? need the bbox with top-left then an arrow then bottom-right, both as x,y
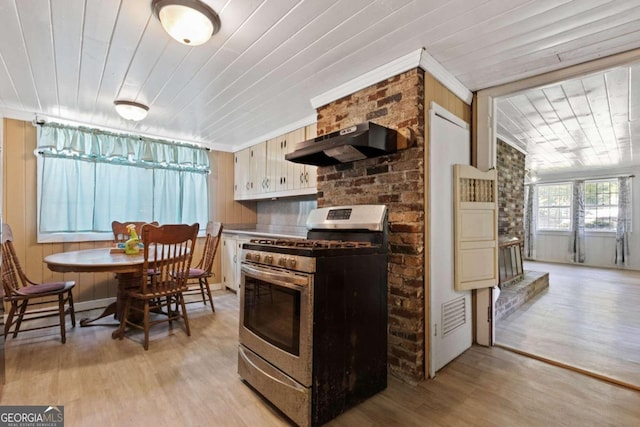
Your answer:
454,165 -> 498,291
428,103 -> 472,377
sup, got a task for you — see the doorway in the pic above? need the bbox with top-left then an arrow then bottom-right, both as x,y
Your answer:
476,48 -> 640,390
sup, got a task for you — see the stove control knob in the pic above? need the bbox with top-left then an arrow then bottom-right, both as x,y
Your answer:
245,253 -> 252,261
254,254 -> 261,262
265,255 -> 274,264
278,258 -> 286,267
287,258 -> 296,268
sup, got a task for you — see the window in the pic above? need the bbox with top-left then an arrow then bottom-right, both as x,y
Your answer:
36,123 -> 210,242
584,180 -> 619,231
536,183 -> 571,230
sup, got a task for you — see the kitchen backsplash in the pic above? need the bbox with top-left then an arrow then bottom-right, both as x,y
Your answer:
255,198 -> 317,235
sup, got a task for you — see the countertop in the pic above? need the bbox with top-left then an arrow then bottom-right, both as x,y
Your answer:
222,224 -> 306,240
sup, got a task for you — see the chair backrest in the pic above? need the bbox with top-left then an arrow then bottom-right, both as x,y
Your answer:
1,224 -> 27,296
197,222 -> 223,273
112,221 -> 159,243
140,223 -> 199,293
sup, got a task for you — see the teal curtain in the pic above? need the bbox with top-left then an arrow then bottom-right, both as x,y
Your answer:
37,123 -> 210,234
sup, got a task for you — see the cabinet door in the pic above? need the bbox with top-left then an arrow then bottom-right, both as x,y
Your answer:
301,124 -> 318,190
234,239 -> 250,293
266,137 -> 282,193
285,128 -> 305,191
234,148 -> 251,199
251,142 -> 267,196
221,236 -> 237,291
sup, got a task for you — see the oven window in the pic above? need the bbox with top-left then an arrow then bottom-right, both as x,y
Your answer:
243,275 -> 301,356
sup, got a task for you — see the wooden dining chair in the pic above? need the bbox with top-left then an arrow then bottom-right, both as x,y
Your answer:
1,223 -> 76,343
116,223 -> 199,350
111,220 -> 159,243
183,222 -> 222,313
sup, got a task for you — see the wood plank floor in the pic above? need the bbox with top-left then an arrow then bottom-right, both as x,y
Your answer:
496,260 -> 640,389
1,290 -> 640,426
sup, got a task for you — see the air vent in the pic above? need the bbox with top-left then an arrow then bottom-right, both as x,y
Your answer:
442,297 -> 466,336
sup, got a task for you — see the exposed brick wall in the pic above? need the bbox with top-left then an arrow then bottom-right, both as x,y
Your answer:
497,139 -> 525,241
316,69 -> 425,383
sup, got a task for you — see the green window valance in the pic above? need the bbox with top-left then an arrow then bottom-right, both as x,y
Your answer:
37,122 -> 210,173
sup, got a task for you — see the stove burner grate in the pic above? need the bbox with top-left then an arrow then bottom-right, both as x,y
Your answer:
249,238 -> 375,249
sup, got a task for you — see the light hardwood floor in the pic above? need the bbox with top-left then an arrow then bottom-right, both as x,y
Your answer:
2,290 -> 640,426
496,261 -> 640,389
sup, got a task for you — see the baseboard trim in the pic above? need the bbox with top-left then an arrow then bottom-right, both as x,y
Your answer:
495,343 -> 640,392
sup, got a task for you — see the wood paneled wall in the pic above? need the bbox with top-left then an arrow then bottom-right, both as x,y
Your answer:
423,72 -> 472,376
2,118 -> 255,307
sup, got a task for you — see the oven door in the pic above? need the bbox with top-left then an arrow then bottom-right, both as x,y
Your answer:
239,262 -> 313,387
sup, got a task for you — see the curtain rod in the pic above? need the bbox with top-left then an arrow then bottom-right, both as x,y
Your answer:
525,173 -> 635,185
38,120 -> 211,152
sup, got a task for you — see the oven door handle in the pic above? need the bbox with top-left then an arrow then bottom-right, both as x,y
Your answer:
241,264 -> 309,289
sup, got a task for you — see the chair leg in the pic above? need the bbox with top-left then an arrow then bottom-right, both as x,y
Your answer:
13,301 -> 28,338
4,302 -> 17,340
117,297 -> 131,340
143,299 -> 150,351
201,278 -> 215,313
58,293 -> 67,344
178,293 -> 191,337
167,296 -> 173,326
198,280 -> 207,305
68,291 -> 76,327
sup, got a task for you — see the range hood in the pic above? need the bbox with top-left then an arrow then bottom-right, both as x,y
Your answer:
285,122 -> 398,166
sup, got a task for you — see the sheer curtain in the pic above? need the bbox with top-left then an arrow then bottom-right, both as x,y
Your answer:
37,123 -> 210,237
615,176 -> 632,266
569,180 -> 585,263
523,184 -> 536,258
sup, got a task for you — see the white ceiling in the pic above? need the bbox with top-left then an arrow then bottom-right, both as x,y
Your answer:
497,62 -> 640,177
1,0 -> 640,155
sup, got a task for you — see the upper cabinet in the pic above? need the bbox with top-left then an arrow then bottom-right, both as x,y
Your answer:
234,125 -> 317,201
234,142 -> 266,199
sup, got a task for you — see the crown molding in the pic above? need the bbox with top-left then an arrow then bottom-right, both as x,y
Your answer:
418,51 -> 473,105
310,49 -> 424,109
496,132 -> 528,155
234,113 -> 318,152
310,48 -> 473,110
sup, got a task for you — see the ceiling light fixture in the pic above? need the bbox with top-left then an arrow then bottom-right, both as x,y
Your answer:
152,0 -> 221,46
114,100 -> 149,121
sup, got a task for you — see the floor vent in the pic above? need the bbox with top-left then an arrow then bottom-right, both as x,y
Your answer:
442,297 -> 466,336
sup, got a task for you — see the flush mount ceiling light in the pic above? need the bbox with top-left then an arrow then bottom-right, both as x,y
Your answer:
114,100 -> 149,121
152,0 -> 221,46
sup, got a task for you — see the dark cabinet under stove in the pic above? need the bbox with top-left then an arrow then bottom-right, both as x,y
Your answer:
311,253 -> 388,425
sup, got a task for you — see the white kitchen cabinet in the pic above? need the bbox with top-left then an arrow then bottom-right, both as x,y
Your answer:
221,234 -> 250,293
234,125 -> 317,200
234,143 -> 267,199
234,148 -> 251,199
291,123 -> 317,191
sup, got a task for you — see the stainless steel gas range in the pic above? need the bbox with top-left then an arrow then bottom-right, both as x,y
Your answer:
237,205 -> 388,427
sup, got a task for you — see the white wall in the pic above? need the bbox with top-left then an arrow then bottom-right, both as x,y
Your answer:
531,167 -> 640,270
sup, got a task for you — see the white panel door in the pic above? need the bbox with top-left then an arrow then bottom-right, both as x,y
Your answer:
429,103 -> 472,377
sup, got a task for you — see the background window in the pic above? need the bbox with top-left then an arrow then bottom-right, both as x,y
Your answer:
584,180 -> 619,231
537,183 -> 571,230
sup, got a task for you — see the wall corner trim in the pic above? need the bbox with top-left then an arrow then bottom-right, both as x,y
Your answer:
419,52 -> 473,105
310,48 -> 473,110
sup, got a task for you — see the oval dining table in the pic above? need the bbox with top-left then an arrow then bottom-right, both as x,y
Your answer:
43,247 -> 145,338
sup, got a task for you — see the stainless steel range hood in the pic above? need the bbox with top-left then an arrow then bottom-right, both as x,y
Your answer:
285,122 -> 398,166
